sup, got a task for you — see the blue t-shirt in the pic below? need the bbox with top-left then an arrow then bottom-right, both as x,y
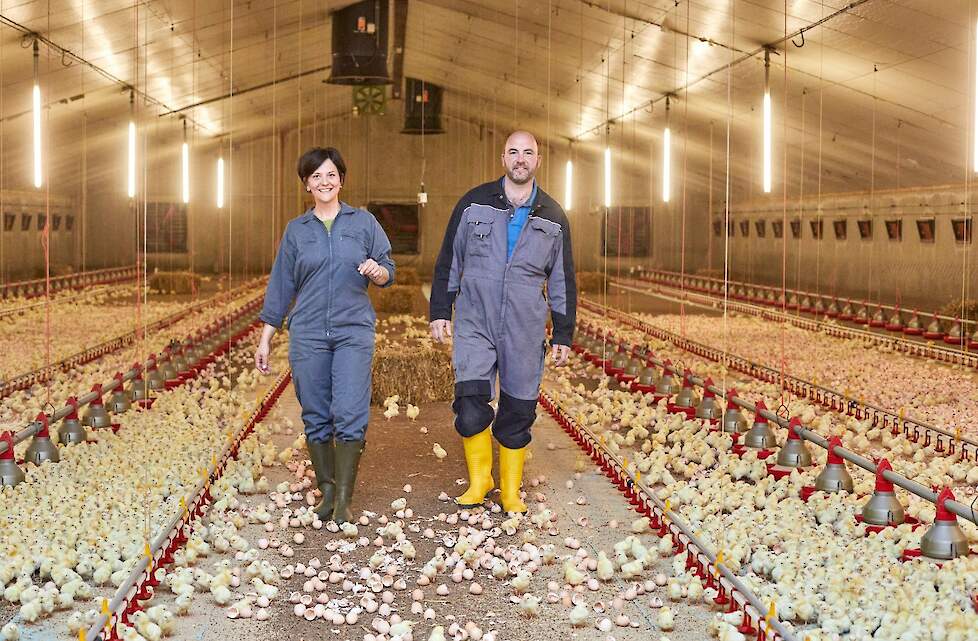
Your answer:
506,181 -> 538,260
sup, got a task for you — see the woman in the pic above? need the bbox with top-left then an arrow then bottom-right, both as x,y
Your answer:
255,147 -> 395,524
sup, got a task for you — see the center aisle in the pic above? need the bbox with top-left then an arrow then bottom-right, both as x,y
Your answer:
161,382 -> 715,641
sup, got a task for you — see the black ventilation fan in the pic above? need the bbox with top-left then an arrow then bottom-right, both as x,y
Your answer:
402,78 -> 445,135
327,0 -> 392,85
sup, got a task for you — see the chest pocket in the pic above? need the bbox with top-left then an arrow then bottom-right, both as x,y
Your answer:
465,213 -> 495,258
521,218 -> 560,272
339,232 -> 370,268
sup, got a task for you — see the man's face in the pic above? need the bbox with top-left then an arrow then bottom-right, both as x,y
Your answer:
501,133 -> 540,185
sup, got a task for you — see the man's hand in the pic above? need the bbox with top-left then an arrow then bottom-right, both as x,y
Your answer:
358,259 -> 389,285
551,344 -> 570,366
430,319 -> 452,343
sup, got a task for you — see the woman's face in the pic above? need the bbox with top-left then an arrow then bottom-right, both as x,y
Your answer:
306,158 -> 342,204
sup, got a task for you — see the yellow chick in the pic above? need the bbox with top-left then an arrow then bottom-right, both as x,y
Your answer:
657,607 -> 674,631
384,403 -> 400,420
563,560 -> 586,586
569,603 -> 590,627
406,404 -> 420,421
517,594 -> 541,618
596,551 -> 615,581
432,443 -> 447,460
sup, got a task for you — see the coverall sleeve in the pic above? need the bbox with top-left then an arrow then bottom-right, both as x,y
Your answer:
368,216 -> 397,288
545,212 -> 577,346
429,196 -> 468,322
259,225 -> 298,328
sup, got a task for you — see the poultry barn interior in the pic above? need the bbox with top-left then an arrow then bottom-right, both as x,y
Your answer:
1,1 -> 978,640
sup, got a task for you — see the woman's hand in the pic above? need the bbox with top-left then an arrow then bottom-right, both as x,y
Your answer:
358,259 -> 389,286
255,340 -> 271,374
255,324 -> 277,374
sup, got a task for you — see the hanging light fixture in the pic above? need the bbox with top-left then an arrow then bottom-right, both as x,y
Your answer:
32,39 -> 42,189
603,146 -> 611,208
127,90 -> 136,198
216,155 -> 225,209
663,96 -> 671,203
564,159 -> 573,212
762,49 -> 772,193
181,121 -> 190,204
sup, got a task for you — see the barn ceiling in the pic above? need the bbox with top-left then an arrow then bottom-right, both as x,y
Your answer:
0,0 -> 974,201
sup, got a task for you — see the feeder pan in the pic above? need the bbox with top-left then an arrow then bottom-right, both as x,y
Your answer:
814,435 -> 854,493
159,357 -> 179,384
670,371 -> 699,412
655,362 -> 678,398
919,487 -> 970,560
903,312 -> 923,336
82,385 -> 112,429
722,390 -> 748,433
130,372 -> 150,401
774,418 -> 812,468
765,290 -> 777,303
58,397 -> 87,445
695,379 -> 722,421
108,375 -> 133,414
0,432 -> 24,487
921,315 -> 942,340
885,310 -> 904,332
854,304 -> 869,324
799,295 -> 813,313
146,360 -> 165,391
868,307 -> 886,328
970,325 -> 978,350
743,401 -> 777,450
943,320 -> 963,346
860,459 -> 905,526
813,298 -> 826,316
839,301 -> 854,321
825,299 -> 840,318
634,360 -> 659,393
622,356 -> 643,382
170,342 -> 188,372
25,413 -> 59,466
787,293 -> 799,310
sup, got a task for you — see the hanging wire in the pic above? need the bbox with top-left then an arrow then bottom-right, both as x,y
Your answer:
721,0 -> 734,396
42,5 -> 52,408
964,0 -> 975,345
679,0 -> 691,340
869,65 -> 878,306
778,2 -> 790,406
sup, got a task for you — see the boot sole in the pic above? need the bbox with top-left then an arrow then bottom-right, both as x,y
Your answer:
454,489 -> 496,509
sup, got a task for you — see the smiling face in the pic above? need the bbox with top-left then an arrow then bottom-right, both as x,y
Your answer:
305,159 -> 343,205
501,131 -> 540,186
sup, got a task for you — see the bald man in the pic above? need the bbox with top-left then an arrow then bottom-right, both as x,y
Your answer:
429,131 -> 577,514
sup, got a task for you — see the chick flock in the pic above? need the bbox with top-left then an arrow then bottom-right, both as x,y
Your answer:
637,311 -> 978,438
558,310 -> 978,641
0,286 -> 263,460
0,320 -> 274,640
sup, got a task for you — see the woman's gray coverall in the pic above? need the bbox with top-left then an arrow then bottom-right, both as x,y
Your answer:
429,179 -> 577,449
259,204 -> 396,444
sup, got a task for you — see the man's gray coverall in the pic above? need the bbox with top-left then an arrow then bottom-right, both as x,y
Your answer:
260,203 -> 396,444
430,178 -> 577,448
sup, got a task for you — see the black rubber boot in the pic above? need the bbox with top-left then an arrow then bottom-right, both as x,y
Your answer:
333,440 -> 365,524
306,440 -> 336,522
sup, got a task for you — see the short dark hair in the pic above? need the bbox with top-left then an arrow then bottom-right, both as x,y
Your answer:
297,147 -> 346,185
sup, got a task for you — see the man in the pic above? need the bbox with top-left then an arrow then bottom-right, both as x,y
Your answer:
429,130 -> 577,514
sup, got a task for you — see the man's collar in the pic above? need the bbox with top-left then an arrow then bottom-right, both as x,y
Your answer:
498,177 -> 537,208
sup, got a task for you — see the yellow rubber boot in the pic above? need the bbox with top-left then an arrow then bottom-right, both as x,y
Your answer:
498,444 -> 528,514
455,429 -> 495,508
